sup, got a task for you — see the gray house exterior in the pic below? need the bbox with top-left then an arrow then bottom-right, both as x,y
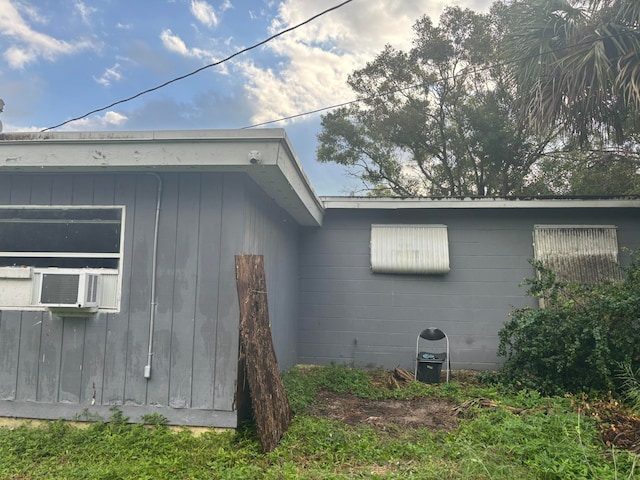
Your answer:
0,129 -> 639,428
0,130 -> 320,427
299,198 -> 640,369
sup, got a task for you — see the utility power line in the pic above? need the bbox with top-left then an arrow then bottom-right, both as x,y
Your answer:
42,0 -> 353,132
243,32 -> 633,129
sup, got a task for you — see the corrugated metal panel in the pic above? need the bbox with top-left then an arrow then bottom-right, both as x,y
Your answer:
533,225 -> 623,283
371,224 -> 450,274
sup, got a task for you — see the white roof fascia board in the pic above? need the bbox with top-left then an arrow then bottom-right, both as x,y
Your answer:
321,196 -> 640,209
0,129 -> 323,226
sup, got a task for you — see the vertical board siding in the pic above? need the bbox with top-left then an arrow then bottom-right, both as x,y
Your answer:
298,209 -> 640,371
0,176 -> 17,400
191,174 -> 223,410
168,174 -> 200,408
146,174 -> 179,408
21,177 -> 52,402
212,174 -> 244,412
123,175 -> 156,405
102,175 -> 137,405
58,317 -> 86,403
243,181 -> 299,370
58,176 -> 95,404
0,172 -> 247,425
38,175 -> 73,402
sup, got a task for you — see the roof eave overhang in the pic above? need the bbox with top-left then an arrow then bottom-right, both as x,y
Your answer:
0,129 -> 324,226
321,196 -> 640,209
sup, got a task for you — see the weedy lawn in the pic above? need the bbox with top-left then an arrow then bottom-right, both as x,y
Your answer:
0,365 -> 638,479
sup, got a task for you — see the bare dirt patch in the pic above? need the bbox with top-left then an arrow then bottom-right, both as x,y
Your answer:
309,390 -> 459,432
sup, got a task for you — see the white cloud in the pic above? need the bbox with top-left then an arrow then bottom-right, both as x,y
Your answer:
62,111 -> 129,130
4,45 -> 33,69
75,1 -> 97,25
103,111 -> 128,125
159,28 -> 218,62
15,3 -> 48,25
116,22 -> 133,30
0,0 -> 93,69
241,0 -> 480,124
0,122 -> 41,133
94,63 -> 123,87
190,0 -> 218,27
160,28 -> 189,56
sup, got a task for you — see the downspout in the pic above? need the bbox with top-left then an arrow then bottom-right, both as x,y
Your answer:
144,173 -> 162,379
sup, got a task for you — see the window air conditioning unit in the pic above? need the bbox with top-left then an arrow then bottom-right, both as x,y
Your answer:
38,271 -> 99,309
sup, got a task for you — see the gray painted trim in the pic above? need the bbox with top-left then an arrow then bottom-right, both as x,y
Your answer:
321,196 -> 640,209
0,129 -> 323,226
0,129 -> 290,143
0,401 -> 237,428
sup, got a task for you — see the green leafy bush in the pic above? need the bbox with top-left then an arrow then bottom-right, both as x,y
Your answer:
497,254 -> 640,395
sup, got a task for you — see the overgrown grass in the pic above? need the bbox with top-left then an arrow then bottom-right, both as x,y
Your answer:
0,365 -> 638,479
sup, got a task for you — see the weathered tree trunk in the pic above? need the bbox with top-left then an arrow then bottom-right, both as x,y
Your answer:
235,255 -> 292,452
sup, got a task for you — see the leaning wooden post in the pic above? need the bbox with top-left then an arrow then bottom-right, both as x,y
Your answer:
235,255 -> 292,452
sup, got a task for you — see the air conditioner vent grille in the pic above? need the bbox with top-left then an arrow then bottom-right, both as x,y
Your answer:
41,274 -> 80,305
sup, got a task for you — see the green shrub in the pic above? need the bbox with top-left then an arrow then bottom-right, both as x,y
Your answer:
617,361 -> 640,414
497,255 -> 640,395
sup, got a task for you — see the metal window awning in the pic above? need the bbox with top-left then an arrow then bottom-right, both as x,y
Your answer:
533,225 -> 623,283
371,224 -> 450,274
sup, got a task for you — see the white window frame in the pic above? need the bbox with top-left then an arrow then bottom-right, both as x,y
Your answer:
0,205 -> 125,312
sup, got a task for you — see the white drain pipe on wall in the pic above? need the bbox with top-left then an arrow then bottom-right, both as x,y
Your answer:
144,173 -> 162,379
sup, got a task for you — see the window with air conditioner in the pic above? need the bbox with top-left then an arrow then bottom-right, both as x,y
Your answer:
0,206 -> 124,311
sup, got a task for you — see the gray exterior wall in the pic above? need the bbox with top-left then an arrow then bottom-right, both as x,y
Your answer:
0,171 -> 299,427
298,207 -> 640,371
243,181 -> 299,369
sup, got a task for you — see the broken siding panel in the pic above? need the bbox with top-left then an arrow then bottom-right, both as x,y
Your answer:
371,225 -> 450,274
533,225 -> 623,283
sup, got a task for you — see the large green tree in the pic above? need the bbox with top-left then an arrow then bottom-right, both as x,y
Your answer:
523,146 -> 640,195
508,0 -> 640,145
317,5 -> 558,196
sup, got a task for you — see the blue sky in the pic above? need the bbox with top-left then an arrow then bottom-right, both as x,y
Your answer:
0,0 -> 486,195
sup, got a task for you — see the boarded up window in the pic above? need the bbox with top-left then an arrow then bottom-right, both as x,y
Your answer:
533,225 -> 623,283
371,224 -> 450,274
